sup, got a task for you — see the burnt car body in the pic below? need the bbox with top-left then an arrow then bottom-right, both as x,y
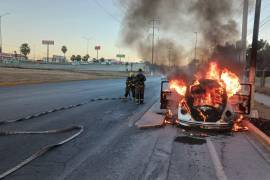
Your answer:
160,79 -> 251,130
177,79 -> 235,129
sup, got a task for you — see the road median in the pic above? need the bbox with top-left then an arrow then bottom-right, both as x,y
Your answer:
0,67 -> 129,86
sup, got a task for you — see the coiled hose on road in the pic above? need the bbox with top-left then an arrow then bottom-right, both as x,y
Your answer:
0,96 -> 128,179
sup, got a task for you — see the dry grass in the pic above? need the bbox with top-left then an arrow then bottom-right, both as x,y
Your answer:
0,67 -> 129,86
254,101 -> 270,120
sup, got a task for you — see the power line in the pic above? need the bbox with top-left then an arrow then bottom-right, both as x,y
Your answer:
112,0 -> 128,16
248,0 -> 270,29
92,0 -> 121,23
260,14 -> 270,25
248,19 -> 270,38
260,17 -> 270,28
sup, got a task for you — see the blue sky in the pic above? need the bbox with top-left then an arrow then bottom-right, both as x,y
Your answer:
0,0 -> 270,61
0,0 -> 131,60
247,0 -> 270,43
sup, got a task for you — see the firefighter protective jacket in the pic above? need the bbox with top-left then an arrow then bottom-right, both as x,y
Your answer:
126,76 -> 135,88
135,73 -> 146,86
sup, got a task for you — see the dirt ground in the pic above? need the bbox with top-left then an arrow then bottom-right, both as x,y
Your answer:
254,101 -> 270,120
255,86 -> 270,96
0,67 -> 130,86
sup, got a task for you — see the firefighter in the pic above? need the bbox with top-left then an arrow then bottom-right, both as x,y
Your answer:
135,68 -> 146,104
124,72 -> 135,100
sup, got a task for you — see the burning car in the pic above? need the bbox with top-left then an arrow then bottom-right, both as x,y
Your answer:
177,79 -> 236,129
160,62 -> 251,130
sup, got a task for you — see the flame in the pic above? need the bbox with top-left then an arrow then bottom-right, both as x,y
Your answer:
169,80 -> 187,96
206,62 -> 220,80
169,61 -> 241,98
232,115 -> 248,132
205,62 -> 241,97
221,69 -> 241,97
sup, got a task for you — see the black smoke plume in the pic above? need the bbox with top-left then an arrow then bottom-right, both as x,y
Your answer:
119,0 -> 243,66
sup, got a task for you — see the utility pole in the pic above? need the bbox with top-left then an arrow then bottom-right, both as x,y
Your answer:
249,0 -> 262,109
194,32 -> 198,61
150,18 -> 159,65
241,0 -> 248,64
82,37 -> 91,55
168,46 -> 172,68
0,13 -> 10,54
242,0 -> 249,83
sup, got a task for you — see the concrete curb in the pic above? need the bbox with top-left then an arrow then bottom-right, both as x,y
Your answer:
242,120 -> 270,151
135,101 -> 165,129
128,97 -> 159,127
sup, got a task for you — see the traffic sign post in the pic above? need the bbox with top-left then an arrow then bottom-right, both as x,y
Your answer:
116,54 -> 125,62
42,40 -> 54,62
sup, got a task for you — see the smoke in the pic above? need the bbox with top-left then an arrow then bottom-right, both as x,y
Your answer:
119,0 -> 243,65
189,0 -> 239,46
138,38 -> 185,66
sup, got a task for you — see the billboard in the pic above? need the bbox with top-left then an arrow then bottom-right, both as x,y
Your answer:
42,40 -> 54,45
95,46 -> 101,50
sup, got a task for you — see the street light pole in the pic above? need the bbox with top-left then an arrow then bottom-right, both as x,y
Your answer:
0,13 -> 10,54
82,37 -> 91,55
150,18 -> 160,66
194,32 -> 198,61
168,46 -> 172,68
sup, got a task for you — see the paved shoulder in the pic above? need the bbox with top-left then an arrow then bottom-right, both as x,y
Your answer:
255,93 -> 270,106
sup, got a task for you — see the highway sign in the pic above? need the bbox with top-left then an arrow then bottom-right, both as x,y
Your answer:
116,54 -> 125,58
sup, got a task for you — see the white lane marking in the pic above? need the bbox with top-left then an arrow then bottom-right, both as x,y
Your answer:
207,139 -> 228,180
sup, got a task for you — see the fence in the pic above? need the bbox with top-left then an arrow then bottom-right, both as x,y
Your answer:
256,69 -> 270,88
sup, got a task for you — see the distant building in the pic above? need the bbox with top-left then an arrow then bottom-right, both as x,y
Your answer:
42,57 -> 52,62
0,52 -> 26,62
41,55 -> 66,63
52,55 -> 66,63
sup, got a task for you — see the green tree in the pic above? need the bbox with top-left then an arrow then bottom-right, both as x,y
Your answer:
100,57 -> 105,63
70,55 -> 76,62
82,54 -> 90,62
247,39 -> 270,71
93,58 -> 98,63
76,55 -> 82,62
61,46 -> 67,58
20,43 -> 31,59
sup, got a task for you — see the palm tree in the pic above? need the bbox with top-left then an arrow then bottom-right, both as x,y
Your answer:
20,43 -> 31,59
76,55 -> 82,62
82,54 -> 90,62
61,46 -> 67,59
70,55 -> 76,62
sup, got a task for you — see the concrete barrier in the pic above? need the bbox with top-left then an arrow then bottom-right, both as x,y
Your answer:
0,61 -> 148,72
243,120 -> 270,151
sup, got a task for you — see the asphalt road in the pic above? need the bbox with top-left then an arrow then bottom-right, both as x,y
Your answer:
0,78 -> 270,180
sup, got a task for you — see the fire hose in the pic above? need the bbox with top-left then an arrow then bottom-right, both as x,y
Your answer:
0,96 -> 128,179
